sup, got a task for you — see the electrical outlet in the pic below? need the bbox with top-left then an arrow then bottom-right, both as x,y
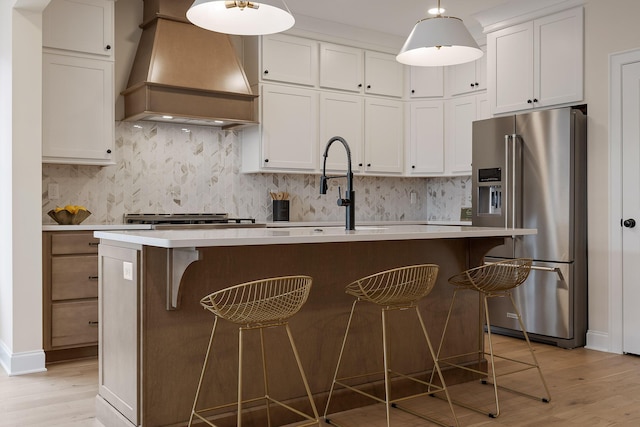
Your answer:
410,191 -> 417,205
123,262 -> 133,281
48,183 -> 59,200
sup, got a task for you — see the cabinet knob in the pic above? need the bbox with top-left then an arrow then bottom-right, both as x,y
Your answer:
263,70 -> 269,75
358,83 -> 363,88
411,89 -> 415,94
367,85 -> 371,89
367,163 -> 371,167
527,99 -> 533,104
264,159 -> 269,163
475,82 -> 479,86
105,45 -> 111,50
106,149 -> 112,154
358,163 -> 363,167
533,98 -> 539,103
412,165 -> 416,169
470,83 -> 475,88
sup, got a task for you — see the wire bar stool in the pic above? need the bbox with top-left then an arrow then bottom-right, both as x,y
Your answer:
324,264 -> 459,427
434,258 -> 551,418
189,275 -> 320,427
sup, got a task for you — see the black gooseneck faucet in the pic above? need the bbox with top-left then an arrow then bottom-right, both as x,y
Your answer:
320,136 -> 355,231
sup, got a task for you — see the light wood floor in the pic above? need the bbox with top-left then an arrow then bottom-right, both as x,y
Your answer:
2,334 -> 640,426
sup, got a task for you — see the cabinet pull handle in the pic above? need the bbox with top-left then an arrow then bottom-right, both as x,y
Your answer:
88,276 -> 99,280
88,321 -> 99,326
89,242 -> 99,247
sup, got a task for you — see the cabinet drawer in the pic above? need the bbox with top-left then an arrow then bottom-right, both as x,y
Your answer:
52,232 -> 99,255
52,255 -> 99,300
51,300 -> 98,348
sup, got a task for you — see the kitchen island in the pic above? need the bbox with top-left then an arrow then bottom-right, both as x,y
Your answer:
94,225 -> 535,427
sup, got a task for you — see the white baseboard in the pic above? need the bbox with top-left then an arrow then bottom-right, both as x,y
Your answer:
0,340 -> 46,376
585,330 -> 617,354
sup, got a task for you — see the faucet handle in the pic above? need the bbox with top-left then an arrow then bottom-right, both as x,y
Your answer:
320,176 -> 328,195
337,186 -> 351,207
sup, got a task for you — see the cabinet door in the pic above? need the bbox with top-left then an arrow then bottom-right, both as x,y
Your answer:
447,95 -> 477,175
262,34 -> 318,86
320,93 -> 364,172
449,60 -> 478,96
261,85 -> 318,171
42,53 -> 114,165
409,66 -> 444,98
364,98 -> 403,174
408,101 -> 444,175
534,7 -> 584,108
43,0 -> 113,58
364,51 -> 404,98
488,21 -> 534,114
320,43 -> 364,93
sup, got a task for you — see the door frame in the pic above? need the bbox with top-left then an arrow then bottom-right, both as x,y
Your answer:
608,48 -> 640,354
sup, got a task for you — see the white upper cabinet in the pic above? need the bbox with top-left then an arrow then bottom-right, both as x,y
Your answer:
320,44 -> 403,97
364,98 -> 404,174
407,101 -> 445,175
448,50 -> 486,96
42,53 -> 115,165
242,84 -> 318,172
320,93 -> 364,173
408,66 -> 445,98
320,43 -> 364,93
446,94 -> 489,175
487,7 -> 584,114
364,51 -> 404,98
43,0 -> 114,58
261,34 -> 318,86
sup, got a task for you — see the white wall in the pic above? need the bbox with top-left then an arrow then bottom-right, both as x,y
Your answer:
583,0 -> 640,351
0,0 -> 48,376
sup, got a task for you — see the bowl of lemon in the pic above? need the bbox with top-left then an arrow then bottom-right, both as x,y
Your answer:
48,205 -> 91,225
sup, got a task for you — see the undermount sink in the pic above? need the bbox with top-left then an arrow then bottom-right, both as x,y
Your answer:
354,226 -> 388,230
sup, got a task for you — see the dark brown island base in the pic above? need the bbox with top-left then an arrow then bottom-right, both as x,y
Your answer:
93,225 -> 535,427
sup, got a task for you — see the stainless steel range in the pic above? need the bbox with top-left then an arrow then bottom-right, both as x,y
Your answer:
124,213 -> 265,229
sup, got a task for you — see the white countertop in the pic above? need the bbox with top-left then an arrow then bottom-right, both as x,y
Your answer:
95,225 -> 536,249
266,220 -> 472,227
43,224 -> 152,231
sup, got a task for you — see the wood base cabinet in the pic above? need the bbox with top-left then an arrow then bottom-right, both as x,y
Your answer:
43,231 -> 100,362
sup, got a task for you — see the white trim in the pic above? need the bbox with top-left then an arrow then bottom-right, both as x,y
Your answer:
608,48 -> 640,355
585,330 -> 613,353
476,0 -> 585,34
0,340 -> 46,376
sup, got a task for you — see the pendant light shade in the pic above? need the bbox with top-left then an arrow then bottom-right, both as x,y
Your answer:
186,0 -> 295,36
397,15 -> 483,67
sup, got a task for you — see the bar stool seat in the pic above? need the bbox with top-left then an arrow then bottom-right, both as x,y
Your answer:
435,258 -> 551,418
189,275 -> 320,427
324,264 -> 459,427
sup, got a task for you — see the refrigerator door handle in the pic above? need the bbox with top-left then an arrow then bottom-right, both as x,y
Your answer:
530,264 -> 567,282
504,134 -> 510,228
505,133 -> 521,229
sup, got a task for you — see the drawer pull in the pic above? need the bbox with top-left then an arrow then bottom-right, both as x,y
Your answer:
88,321 -> 99,326
88,242 -> 99,247
88,276 -> 99,280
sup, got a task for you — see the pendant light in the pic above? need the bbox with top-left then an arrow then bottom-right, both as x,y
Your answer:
186,0 -> 295,36
396,0 -> 483,67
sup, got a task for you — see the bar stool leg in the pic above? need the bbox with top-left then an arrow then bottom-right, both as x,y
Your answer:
189,317 -> 218,427
238,327 -> 244,427
483,294 -> 501,418
508,294 -> 552,403
415,307 -> 459,427
259,327 -> 273,427
381,308 -> 391,427
284,323 -> 320,422
324,299 -> 359,421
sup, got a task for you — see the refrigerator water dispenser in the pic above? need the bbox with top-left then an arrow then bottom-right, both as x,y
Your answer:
477,168 -> 502,215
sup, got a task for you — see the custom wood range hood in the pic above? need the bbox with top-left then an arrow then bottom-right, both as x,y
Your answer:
122,0 -> 258,129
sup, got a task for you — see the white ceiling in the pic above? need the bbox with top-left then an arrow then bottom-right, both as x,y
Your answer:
284,0 -> 513,37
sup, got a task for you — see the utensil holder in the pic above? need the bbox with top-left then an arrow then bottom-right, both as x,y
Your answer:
273,200 -> 290,222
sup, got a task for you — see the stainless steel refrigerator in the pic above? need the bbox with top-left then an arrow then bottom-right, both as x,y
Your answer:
472,106 -> 587,349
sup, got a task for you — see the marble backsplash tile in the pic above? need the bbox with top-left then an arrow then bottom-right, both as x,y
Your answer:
41,121 -> 468,225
